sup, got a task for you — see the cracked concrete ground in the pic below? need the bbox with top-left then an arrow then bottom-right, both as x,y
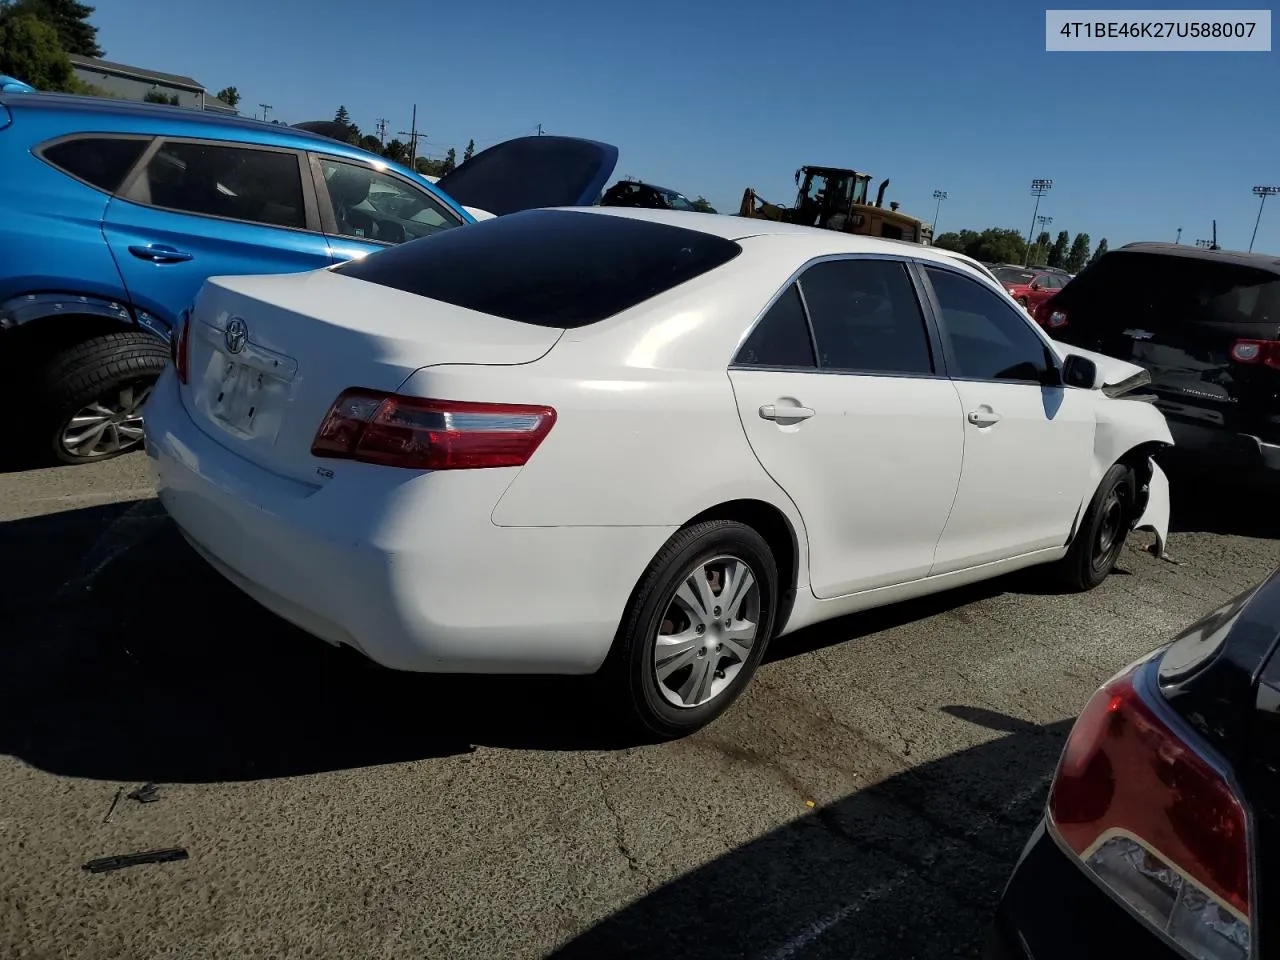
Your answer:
1,451 -> 1277,959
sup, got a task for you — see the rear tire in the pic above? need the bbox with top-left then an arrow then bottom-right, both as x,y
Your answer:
35,331 -> 170,465
603,520 -> 779,740
1054,462 -> 1137,592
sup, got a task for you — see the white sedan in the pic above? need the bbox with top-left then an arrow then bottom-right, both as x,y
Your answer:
143,207 -> 1172,739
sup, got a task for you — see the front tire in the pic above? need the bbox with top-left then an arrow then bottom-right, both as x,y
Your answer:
36,331 -> 170,465
606,520 -> 779,740
1055,462 -> 1137,591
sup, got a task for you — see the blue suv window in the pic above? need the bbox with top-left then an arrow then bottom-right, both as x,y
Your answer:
123,140 -> 307,230
41,136 -> 151,193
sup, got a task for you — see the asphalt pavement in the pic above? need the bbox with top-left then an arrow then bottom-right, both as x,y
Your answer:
2,451 -> 1278,959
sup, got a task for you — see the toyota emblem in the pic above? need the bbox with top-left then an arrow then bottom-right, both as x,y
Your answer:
225,317 -> 248,354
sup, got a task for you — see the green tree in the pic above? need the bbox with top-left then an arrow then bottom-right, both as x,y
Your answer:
1048,230 -> 1070,269
463,138 -> 475,163
143,90 -> 178,104
439,147 -> 457,175
334,104 -> 350,124
3,0 -> 100,56
692,196 -> 717,214
0,12 -> 73,89
214,85 -> 239,109
1066,233 -> 1091,273
415,156 -> 441,177
382,138 -> 408,164
358,134 -> 382,154
1089,238 -> 1108,264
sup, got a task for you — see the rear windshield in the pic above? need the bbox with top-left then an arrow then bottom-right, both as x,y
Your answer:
333,208 -> 742,327
993,267 -> 1036,285
1058,251 -> 1280,325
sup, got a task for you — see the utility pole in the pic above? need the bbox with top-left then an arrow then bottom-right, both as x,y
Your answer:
375,118 -> 388,145
1031,215 -> 1052,264
258,103 -> 272,123
1024,179 -> 1053,266
536,123 -> 543,136
398,104 -> 426,166
931,190 -> 948,235
1175,227 -> 1182,244
1250,186 -> 1280,252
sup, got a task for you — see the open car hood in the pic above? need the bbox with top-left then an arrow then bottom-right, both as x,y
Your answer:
435,135 -> 619,217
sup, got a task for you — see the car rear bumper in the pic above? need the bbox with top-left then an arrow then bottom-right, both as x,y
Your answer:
985,820 -> 1182,960
142,369 -> 674,674
1163,417 -> 1280,473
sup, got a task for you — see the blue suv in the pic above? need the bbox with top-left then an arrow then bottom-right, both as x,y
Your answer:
0,91 -> 618,464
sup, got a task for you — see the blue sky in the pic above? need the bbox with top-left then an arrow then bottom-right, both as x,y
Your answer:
89,0 -> 1278,253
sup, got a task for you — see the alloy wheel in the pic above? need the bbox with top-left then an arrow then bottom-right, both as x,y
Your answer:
652,555 -> 761,709
60,381 -> 153,460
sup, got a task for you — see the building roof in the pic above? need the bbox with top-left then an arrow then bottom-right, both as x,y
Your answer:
1118,241 -> 1280,273
68,55 -> 205,93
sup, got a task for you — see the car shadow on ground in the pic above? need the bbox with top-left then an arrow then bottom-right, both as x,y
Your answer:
0,500 -> 643,785
1162,460 -> 1280,539
0,465 -> 1267,786
549,709 -> 1073,960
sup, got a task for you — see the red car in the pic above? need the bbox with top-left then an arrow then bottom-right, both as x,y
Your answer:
992,266 -> 1069,313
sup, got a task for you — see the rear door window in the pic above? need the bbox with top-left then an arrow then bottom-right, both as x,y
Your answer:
41,136 -> 151,192
797,258 -> 935,375
123,139 -> 308,230
734,284 -> 817,368
316,156 -> 463,245
334,208 -> 741,327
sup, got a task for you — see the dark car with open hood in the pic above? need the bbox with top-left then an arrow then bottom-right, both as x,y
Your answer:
988,565 -> 1280,960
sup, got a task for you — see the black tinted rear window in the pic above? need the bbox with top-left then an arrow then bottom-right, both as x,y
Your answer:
334,209 -> 742,327
1060,251 -> 1280,325
41,136 -> 150,192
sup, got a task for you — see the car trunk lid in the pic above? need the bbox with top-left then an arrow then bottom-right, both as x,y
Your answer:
180,268 -> 563,484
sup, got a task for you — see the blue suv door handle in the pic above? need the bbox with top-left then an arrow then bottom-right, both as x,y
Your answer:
128,244 -> 194,263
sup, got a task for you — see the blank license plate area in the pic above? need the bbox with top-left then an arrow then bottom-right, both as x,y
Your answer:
211,360 -> 277,435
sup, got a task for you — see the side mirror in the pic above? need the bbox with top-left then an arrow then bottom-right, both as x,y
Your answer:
1062,354 -> 1099,389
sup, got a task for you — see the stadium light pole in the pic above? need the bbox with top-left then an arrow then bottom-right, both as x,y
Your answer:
1250,186 -> 1280,252
1024,179 -> 1053,265
1175,227 -> 1182,244
932,190 -> 948,235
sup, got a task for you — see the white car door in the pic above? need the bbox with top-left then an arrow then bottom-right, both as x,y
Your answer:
728,256 -> 966,599
921,264 -> 1096,573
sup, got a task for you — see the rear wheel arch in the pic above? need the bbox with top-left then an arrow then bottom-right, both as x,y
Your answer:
681,498 -> 801,633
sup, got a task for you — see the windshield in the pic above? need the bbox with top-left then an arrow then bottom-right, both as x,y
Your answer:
659,189 -> 696,211
993,267 -> 1037,285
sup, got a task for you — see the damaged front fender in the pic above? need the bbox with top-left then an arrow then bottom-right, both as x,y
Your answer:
1133,459 -> 1170,559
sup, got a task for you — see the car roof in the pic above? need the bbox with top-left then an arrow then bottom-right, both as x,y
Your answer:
2,91 -> 400,166
1116,241 -> 1280,275
567,206 -> 978,267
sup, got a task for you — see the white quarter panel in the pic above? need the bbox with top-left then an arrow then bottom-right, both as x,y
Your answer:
729,369 -> 965,598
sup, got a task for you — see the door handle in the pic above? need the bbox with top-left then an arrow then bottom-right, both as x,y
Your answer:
128,244 -> 194,263
967,409 -> 1002,426
759,402 -> 815,422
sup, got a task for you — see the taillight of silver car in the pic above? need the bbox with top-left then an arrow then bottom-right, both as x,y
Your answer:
1047,659 -> 1252,960
310,389 -> 557,470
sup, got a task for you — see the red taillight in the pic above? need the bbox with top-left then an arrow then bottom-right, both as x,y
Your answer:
1048,662 -> 1251,958
1229,339 -> 1280,369
1034,302 -> 1068,330
311,389 -> 557,470
172,312 -> 191,384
